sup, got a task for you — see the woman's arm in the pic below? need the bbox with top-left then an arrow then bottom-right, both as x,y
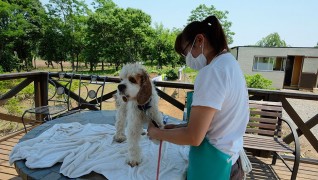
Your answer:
147,106 -> 217,146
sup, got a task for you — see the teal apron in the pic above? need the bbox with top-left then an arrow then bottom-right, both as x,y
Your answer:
187,138 -> 232,180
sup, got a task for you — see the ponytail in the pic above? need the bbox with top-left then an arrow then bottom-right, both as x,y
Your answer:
201,15 -> 229,53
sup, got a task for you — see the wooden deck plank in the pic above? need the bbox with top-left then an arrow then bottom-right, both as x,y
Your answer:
255,156 -> 318,180
0,172 -> 21,180
0,132 -> 23,180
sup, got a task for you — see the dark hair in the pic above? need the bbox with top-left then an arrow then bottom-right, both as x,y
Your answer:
175,15 -> 229,56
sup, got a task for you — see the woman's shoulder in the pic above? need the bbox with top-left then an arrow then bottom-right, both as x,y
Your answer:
208,53 -> 237,70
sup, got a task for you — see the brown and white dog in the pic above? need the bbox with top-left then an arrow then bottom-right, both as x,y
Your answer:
113,63 -> 163,167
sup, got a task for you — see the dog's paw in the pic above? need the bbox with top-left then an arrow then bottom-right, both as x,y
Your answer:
113,134 -> 126,143
127,160 -> 140,167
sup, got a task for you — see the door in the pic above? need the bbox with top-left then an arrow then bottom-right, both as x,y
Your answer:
291,56 -> 304,87
284,56 -> 294,86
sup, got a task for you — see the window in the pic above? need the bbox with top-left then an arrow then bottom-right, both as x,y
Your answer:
253,56 -> 286,71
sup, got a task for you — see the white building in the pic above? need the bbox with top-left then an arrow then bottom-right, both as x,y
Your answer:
231,46 -> 318,89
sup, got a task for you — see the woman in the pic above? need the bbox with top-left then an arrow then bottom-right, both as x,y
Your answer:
147,15 -> 249,180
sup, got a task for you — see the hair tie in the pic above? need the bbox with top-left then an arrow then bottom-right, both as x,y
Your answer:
202,15 -> 216,27
202,18 -> 212,27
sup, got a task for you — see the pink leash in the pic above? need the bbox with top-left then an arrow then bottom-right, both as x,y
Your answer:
156,140 -> 163,180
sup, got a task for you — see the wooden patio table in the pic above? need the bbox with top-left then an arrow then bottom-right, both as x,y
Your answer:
13,110 -> 180,180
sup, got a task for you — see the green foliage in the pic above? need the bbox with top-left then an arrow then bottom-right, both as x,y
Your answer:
4,98 -> 22,115
0,51 -> 18,72
39,0 -> 89,72
19,84 -> 34,100
1,0 -> 236,72
188,4 -> 235,45
245,74 -> 272,89
0,79 -> 34,100
165,69 -> 178,80
85,3 -> 153,71
146,66 -> 164,75
0,0 -> 47,72
145,24 -> 180,68
113,71 -> 120,76
183,67 -> 197,74
256,32 -> 288,47
0,79 -> 17,94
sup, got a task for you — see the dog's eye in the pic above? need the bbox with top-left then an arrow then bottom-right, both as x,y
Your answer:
129,77 -> 137,84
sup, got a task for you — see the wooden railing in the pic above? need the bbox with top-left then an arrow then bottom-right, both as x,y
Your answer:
1,72 -> 318,155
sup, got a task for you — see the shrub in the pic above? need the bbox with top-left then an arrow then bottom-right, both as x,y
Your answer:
113,70 -> 120,76
165,69 -> 178,80
0,51 -> 19,72
245,74 -> 272,89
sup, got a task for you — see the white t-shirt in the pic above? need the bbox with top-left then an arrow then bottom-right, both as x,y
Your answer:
191,52 -> 249,165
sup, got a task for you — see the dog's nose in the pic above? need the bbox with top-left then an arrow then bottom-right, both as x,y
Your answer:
118,84 -> 126,92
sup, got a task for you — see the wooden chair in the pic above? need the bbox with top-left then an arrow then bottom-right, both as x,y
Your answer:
244,100 -> 300,180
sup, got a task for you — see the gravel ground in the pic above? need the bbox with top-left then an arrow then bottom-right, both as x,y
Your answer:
282,98 -> 318,159
282,98 -> 318,137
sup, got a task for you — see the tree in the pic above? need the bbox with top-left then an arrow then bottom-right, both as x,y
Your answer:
188,4 -> 235,45
315,42 -> 318,48
86,0 -> 152,71
145,24 -> 180,68
256,32 -> 287,47
42,0 -> 89,71
38,17 -> 68,71
0,0 -> 46,72
85,0 -> 117,71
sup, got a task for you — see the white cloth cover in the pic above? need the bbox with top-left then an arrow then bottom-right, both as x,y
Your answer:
9,123 -> 189,179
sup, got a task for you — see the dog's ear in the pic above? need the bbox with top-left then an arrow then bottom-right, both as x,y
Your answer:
137,70 -> 152,105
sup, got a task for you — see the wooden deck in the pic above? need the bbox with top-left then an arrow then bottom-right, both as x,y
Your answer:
1,132 -> 318,180
0,131 -> 24,180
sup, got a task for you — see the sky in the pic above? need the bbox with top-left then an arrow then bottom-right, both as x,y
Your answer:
40,0 -> 318,48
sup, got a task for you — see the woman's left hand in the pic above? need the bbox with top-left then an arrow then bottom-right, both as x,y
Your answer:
147,122 -> 160,140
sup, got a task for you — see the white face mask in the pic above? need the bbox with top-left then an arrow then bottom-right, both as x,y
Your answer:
185,39 -> 207,70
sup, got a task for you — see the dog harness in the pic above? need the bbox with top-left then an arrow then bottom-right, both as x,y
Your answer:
137,98 -> 152,111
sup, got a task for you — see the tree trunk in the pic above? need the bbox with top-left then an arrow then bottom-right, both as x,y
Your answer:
71,59 -> 75,71
60,61 -> 64,72
102,61 -> 104,71
90,62 -> 93,71
24,59 -> 29,71
76,54 -> 79,72
33,56 -> 37,69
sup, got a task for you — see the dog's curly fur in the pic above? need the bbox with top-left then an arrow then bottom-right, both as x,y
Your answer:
113,63 -> 163,167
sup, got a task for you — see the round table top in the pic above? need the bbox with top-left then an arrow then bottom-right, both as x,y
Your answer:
14,110 -> 181,180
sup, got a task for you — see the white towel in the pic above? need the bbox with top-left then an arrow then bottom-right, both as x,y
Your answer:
9,122 -> 189,180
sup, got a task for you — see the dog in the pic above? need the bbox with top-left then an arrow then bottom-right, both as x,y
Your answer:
113,63 -> 163,167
